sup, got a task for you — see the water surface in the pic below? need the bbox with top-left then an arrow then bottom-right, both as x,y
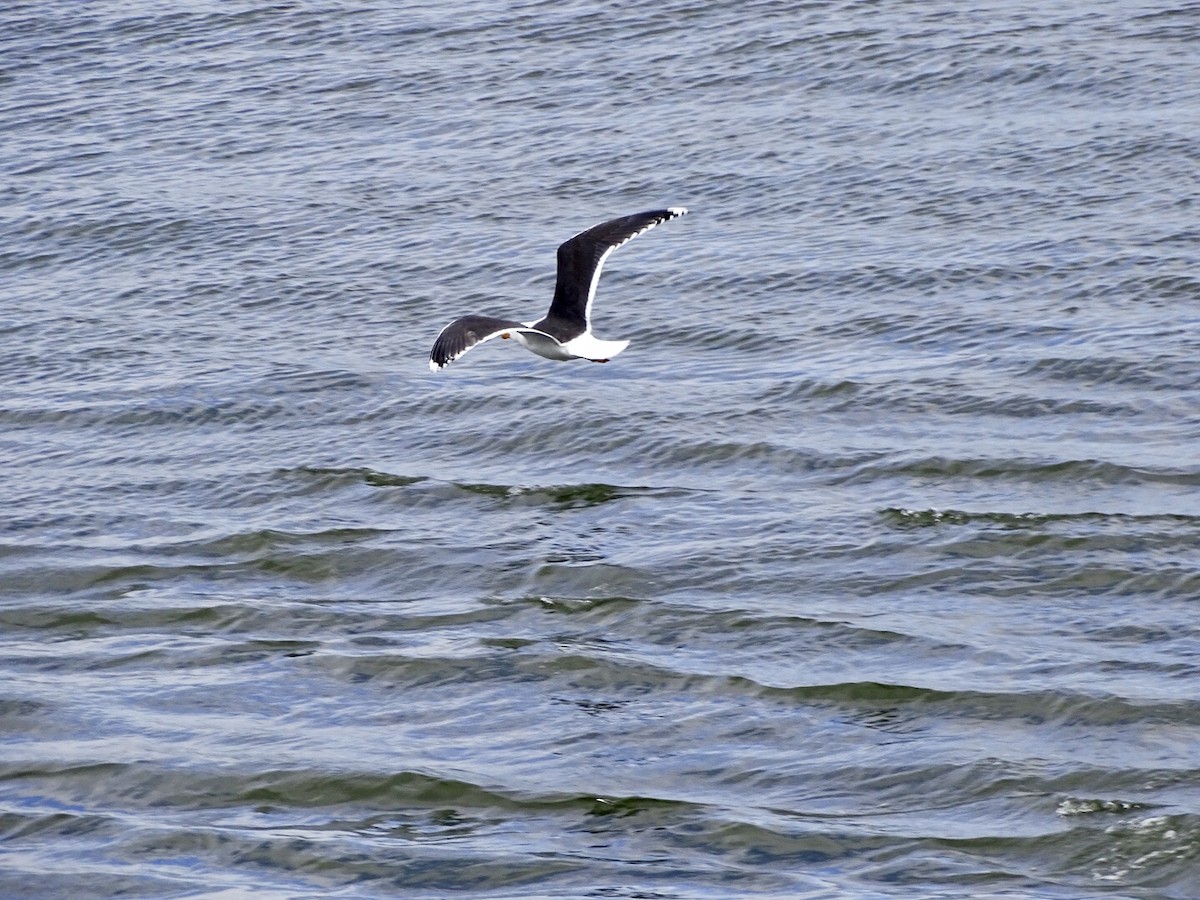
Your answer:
3,1 -> 1200,897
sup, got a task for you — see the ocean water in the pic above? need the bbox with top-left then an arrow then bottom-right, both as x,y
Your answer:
3,1 -> 1200,897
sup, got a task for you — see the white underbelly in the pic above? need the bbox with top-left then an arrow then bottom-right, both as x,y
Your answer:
514,328 -> 630,362
514,331 -> 577,360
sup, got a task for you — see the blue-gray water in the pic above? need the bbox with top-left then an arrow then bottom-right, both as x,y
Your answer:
3,2 -> 1199,897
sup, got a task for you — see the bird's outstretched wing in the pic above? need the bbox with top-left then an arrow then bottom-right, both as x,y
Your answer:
538,207 -> 687,336
429,315 -> 551,372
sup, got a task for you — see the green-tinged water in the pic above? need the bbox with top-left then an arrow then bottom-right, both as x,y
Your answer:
3,1 -> 1200,897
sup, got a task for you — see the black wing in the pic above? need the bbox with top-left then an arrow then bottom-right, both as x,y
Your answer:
429,315 -> 527,371
537,207 -> 687,337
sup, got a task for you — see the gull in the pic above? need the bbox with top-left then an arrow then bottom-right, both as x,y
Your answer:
429,207 -> 687,372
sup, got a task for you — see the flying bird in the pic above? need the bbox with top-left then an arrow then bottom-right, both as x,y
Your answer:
429,207 -> 688,372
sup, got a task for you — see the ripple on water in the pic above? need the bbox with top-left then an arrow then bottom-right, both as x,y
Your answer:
4,0 -> 1200,896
